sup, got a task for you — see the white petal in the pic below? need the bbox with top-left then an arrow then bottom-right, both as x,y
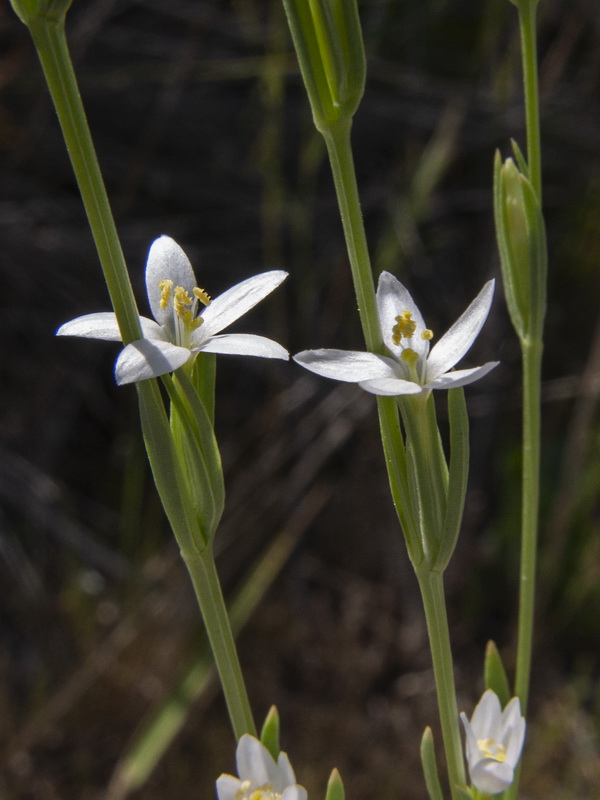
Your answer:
274,752 -> 297,791
282,787 -> 308,800
200,271 -> 287,338
294,349 -> 400,383
235,735 -> 278,789
426,361 -> 499,390
377,272 -> 429,361
195,333 -> 289,360
216,775 -> 243,800
426,280 -> 495,381
470,758 -> 514,795
56,312 -> 122,341
115,339 -> 192,384
470,689 -> 502,739
145,236 -> 197,327
460,713 -> 479,766
359,377 -> 423,396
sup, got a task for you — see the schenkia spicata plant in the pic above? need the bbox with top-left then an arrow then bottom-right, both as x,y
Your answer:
216,734 -> 307,800
460,690 -> 526,795
294,272 -> 498,396
57,236 -> 289,384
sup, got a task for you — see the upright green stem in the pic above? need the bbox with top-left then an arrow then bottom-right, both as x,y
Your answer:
514,341 -> 542,710
182,549 -> 256,740
416,570 -> 466,799
517,0 -> 542,200
27,18 -> 141,343
322,119 -> 462,792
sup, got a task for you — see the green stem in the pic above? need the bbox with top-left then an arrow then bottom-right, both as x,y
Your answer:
182,549 -> 256,740
514,340 -> 542,709
517,0 -> 542,200
323,120 -> 421,560
27,18 -> 141,343
416,570 -> 466,799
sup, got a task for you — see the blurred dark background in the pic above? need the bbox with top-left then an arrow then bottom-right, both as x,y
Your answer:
1,0 -> 600,798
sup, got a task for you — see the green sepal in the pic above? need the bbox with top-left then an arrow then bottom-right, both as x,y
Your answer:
484,640 -> 511,708
260,706 -> 281,761
164,370 -> 225,544
434,388 -> 469,572
324,768 -> 345,800
510,139 -> 529,180
136,380 -> 200,554
281,0 -> 366,132
192,352 -> 217,426
420,727 -> 444,800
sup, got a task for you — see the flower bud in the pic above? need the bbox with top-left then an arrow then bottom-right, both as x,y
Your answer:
282,0 -> 366,131
494,152 -> 547,341
9,0 -> 73,26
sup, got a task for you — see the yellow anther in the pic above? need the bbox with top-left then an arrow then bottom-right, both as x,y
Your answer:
400,348 -> 419,367
421,329 -> 433,340
477,738 -> 506,762
158,279 -> 173,309
392,309 -> 417,345
173,285 -> 194,318
193,286 -> 211,306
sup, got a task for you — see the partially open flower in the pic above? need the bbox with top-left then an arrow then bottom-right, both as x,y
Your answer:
57,236 -> 289,384
460,689 -> 526,795
216,734 -> 307,800
294,271 -> 498,396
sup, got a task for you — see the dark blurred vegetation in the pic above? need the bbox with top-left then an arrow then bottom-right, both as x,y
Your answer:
1,0 -> 600,797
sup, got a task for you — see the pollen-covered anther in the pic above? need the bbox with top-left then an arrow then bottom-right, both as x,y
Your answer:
421,328 -> 434,340
173,285 -> 193,315
392,309 -> 417,345
193,286 -> 211,306
158,279 -> 173,309
478,738 -> 507,762
400,347 -> 419,367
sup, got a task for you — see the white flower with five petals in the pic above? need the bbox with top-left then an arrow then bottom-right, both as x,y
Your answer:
294,272 -> 498,396
216,734 -> 307,800
460,690 -> 526,795
57,236 -> 289,384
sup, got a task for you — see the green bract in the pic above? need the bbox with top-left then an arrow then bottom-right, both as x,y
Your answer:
282,0 -> 366,131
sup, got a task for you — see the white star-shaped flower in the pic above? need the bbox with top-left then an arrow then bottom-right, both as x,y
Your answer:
216,734 -> 307,800
460,690 -> 526,795
294,272 -> 498,396
57,236 -> 289,384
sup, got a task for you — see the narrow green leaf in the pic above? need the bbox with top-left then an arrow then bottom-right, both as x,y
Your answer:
484,641 -> 511,708
420,727 -> 444,800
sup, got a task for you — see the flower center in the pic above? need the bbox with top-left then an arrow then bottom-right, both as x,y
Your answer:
391,310 -> 434,383
477,738 -> 507,763
236,780 -> 281,800
158,279 -> 211,347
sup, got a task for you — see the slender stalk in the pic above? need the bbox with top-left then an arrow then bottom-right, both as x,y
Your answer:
27,19 -> 141,343
514,340 -> 542,709
517,0 -> 542,200
416,570 -> 466,800
182,549 -> 256,740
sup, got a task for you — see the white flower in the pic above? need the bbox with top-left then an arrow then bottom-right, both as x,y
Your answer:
460,690 -> 526,795
57,236 -> 289,384
294,272 -> 498,396
216,734 -> 307,800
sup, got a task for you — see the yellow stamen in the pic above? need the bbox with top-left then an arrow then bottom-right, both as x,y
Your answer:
158,279 -> 173,309
477,738 -> 506,762
421,329 -> 433,340
193,286 -> 211,306
392,309 -> 417,345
